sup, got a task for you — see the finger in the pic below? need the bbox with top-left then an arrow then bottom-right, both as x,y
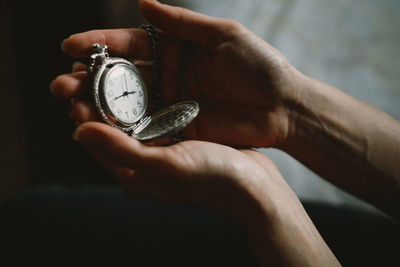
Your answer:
71,100 -> 101,124
51,64 -> 153,100
139,0 -> 246,50
62,28 -> 153,59
72,61 -> 87,73
50,71 -> 88,99
72,122 -> 168,171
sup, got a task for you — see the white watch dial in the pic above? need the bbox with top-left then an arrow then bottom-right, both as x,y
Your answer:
103,64 -> 147,124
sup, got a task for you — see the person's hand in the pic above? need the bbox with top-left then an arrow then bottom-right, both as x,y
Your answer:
51,0 -> 302,148
72,121 -> 339,267
71,121 -> 279,225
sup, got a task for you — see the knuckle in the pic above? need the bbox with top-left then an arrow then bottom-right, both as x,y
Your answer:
221,19 -> 245,34
174,7 -> 189,33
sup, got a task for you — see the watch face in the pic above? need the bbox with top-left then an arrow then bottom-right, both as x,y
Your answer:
102,63 -> 147,124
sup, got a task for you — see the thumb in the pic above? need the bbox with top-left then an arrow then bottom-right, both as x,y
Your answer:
73,122 -> 167,171
138,0 -> 245,50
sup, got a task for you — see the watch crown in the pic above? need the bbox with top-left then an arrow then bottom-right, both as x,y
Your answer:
88,44 -> 109,74
92,43 -> 108,54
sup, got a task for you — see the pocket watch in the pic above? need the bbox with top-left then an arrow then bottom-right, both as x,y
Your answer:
87,28 -> 199,142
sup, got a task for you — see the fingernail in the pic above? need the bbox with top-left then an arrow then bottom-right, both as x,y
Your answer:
61,38 -> 67,52
72,127 -> 82,141
49,79 -> 55,94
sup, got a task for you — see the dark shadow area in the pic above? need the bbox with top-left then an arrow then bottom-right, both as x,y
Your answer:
9,1 -> 115,185
1,185 -> 399,266
305,202 -> 400,266
6,1 -> 193,187
0,185 -> 257,266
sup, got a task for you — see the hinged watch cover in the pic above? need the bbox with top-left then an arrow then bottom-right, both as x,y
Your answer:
132,100 -> 199,141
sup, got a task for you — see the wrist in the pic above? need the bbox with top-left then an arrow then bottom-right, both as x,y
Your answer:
275,67 -> 340,153
227,157 -> 340,266
226,162 -> 302,236
241,181 -> 340,267
269,65 -> 309,149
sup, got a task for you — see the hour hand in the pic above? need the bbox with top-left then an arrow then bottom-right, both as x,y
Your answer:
112,90 -> 136,101
126,90 -> 136,96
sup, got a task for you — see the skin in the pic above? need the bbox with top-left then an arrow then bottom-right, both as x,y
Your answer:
50,0 -> 400,265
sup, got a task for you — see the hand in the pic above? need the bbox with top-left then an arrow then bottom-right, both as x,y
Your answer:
51,0 -> 302,148
72,121 -> 339,267
71,121 -> 277,223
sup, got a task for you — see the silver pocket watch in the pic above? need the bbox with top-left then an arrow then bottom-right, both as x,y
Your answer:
87,26 -> 199,142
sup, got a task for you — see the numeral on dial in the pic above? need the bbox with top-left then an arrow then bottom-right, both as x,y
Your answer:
137,101 -> 142,109
132,108 -> 137,116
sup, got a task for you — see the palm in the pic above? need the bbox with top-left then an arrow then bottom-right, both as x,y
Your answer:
82,124 -> 276,215
118,141 -> 262,201
161,33 -> 291,147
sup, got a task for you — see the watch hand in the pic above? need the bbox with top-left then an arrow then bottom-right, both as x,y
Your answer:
124,73 -> 128,93
112,90 -> 136,101
125,90 -> 136,96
